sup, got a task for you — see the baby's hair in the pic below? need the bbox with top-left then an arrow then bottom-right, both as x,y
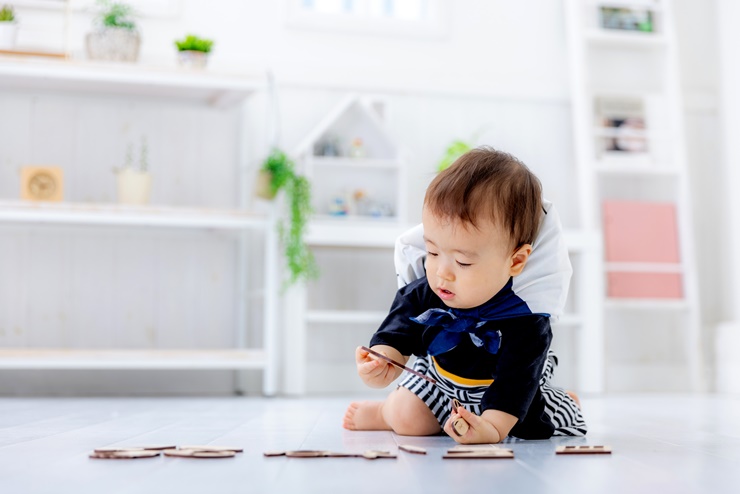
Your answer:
424,146 -> 543,249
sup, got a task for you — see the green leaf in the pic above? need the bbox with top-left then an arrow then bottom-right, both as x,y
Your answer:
437,140 -> 473,172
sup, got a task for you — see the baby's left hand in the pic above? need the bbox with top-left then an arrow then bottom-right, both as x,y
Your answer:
443,405 -> 502,444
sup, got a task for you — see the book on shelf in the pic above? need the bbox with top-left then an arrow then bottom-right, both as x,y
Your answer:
595,97 -> 648,156
599,5 -> 655,33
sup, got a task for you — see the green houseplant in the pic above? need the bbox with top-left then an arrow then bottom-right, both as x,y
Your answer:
174,34 -> 214,69
437,139 -> 472,172
0,5 -> 15,22
258,149 -> 318,285
0,5 -> 18,50
86,0 -> 140,62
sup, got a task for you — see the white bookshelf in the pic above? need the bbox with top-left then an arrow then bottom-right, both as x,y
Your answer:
0,57 -> 280,394
565,0 -> 703,391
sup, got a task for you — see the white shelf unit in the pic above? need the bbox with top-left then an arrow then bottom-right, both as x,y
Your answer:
0,57 -> 280,394
282,218 -> 410,395
565,0 -> 703,391
553,229 -> 605,394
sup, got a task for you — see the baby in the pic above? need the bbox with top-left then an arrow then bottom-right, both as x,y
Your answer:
343,147 -> 586,443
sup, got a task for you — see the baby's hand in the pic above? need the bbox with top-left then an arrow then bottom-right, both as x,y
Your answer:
443,405 -> 503,444
355,346 -> 397,388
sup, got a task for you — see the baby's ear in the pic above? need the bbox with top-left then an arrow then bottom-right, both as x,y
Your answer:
509,244 -> 532,276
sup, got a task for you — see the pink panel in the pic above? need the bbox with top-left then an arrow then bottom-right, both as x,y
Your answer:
602,201 -> 680,263
607,272 -> 683,299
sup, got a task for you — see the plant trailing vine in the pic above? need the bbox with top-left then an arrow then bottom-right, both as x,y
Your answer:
260,149 -> 318,285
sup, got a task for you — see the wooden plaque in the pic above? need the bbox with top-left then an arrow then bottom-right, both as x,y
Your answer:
21,166 -> 64,202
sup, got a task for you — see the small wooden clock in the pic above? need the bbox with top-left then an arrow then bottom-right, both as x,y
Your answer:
21,166 -> 64,202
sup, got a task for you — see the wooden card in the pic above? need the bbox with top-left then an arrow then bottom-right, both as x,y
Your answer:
443,449 -> 514,459
21,166 -> 64,202
555,445 -> 612,455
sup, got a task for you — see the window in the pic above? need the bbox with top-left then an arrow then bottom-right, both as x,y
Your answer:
286,0 -> 449,38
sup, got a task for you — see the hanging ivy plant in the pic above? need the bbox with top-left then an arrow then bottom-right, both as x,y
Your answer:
260,149 -> 318,285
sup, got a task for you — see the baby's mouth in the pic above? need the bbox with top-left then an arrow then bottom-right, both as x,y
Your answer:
438,287 -> 455,300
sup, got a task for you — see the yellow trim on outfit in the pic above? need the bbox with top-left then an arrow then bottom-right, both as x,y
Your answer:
431,356 -> 494,386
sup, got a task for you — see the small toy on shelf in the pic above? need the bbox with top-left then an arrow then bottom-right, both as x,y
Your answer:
348,137 -> 366,158
314,135 -> 341,157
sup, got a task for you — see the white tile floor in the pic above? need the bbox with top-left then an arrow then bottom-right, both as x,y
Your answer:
1,394 -> 739,494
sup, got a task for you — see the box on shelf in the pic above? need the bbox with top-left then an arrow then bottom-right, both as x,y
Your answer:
602,200 -> 679,263
603,200 -> 682,299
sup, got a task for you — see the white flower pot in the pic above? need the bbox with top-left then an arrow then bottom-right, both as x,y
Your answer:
177,50 -> 209,69
0,22 -> 18,50
86,28 -> 141,62
116,168 -> 151,205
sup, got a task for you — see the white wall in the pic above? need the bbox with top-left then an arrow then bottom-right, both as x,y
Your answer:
0,0 -> 724,395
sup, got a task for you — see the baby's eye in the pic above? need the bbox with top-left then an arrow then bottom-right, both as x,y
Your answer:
427,251 -> 439,257
456,261 -> 472,268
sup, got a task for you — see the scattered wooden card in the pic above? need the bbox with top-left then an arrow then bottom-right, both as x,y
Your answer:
443,449 -> 514,459
398,444 -> 427,454
180,445 -> 243,453
90,450 -> 161,459
555,445 -> 612,455
163,448 -> 236,459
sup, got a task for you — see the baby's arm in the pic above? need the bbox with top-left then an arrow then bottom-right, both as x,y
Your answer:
355,345 -> 406,388
443,407 -> 518,444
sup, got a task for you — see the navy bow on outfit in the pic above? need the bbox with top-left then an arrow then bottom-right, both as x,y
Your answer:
411,278 -> 549,356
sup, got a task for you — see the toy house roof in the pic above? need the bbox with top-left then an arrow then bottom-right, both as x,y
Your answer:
293,94 -> 399,159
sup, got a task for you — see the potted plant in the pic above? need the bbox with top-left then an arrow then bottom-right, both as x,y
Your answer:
116,138 -> 151,205
0,4 -> 17,50
257,149 -> 318,285
174,34 -> 214,69
86,0 -> 140,63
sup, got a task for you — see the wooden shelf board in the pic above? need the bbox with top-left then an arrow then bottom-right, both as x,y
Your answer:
0,56 -> 263,107
0,348 -> 267,370
0,200 -> 270,230
0,49 -> 67,59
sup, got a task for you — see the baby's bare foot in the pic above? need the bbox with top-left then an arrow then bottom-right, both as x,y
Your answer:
567,391 -> 582,409
342,401 -> 391,431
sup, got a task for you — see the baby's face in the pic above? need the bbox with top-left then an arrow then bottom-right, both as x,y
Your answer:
422,208 -> 529,309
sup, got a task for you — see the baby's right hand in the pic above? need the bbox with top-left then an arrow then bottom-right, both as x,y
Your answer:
355,346 -> 397,388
